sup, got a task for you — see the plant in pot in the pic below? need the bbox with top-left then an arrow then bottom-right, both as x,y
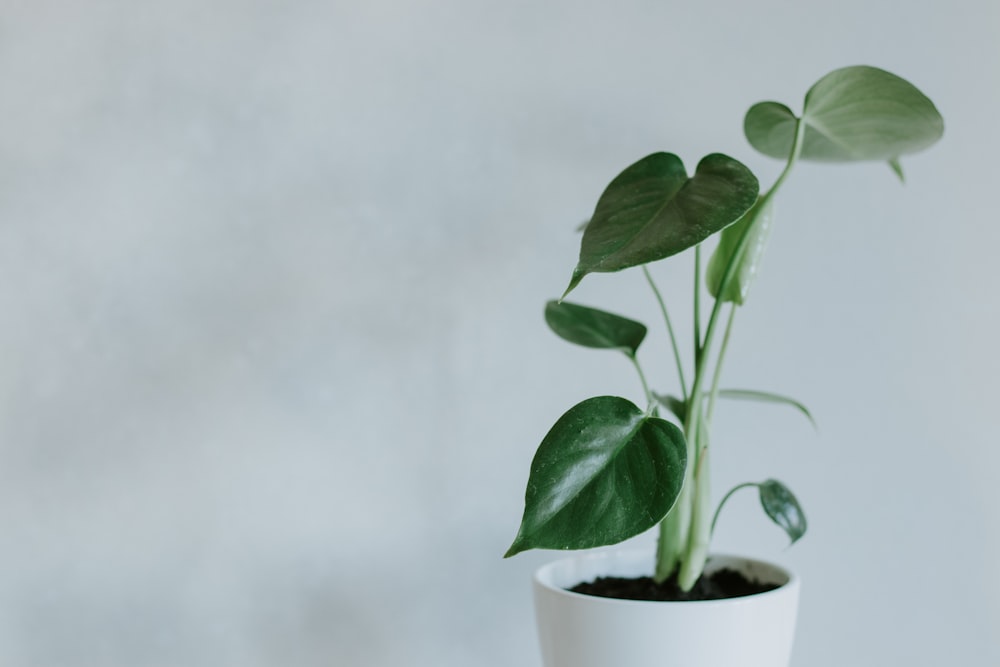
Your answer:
504,65 -> 943,667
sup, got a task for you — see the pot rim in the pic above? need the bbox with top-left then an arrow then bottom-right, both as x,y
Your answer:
534,549 -> 799,607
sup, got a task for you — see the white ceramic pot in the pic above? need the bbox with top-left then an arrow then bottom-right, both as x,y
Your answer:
533,550 -> 800,667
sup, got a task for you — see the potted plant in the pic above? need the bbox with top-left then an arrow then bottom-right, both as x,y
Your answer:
504,65 -> 943,667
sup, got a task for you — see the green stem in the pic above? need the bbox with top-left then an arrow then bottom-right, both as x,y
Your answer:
699,116 -> 805,406
706,304 -> 738,424
677,426 -> 711,590
658,116 -> 807,590
630,355 -> 653,408
657,378 -> 703,586
655,486 -> 689,582
766,116 -> 806,198
642,266 -> 688,402
657,261 -> 710,586
655,410 -> 698,583
710,482 -> 760,536
693,245 -> 703,370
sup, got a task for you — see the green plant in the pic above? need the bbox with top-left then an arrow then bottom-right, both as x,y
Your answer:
504,65 -> 943,591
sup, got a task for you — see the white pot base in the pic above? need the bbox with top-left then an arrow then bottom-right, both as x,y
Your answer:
533,550 -> 800,667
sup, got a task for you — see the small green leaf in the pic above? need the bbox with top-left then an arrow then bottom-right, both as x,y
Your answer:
564,153 -> 758,297
743,102 -> 798,160
759,479 -> 807,545
745,66 -> 944,167
717,389 -> 816,428
653,392 -> 686,423
505,396 -> 687,557
544,301 -> 647,357
705,196 -> 774,304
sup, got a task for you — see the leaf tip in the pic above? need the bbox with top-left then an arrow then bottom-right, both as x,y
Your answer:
561,269 -> 585,301
503,536 -> 526,558
889,158 -> 905,183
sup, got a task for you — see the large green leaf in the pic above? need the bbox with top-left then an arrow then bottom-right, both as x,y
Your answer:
505,396 -> 687,557
745,66 -> 944,170
759,479 -> 807,545
705,195 -> 774,304
544,300 -> 647,357
563,153 -> 758,297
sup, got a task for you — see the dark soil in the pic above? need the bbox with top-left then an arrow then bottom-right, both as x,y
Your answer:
570,566 -> 779,602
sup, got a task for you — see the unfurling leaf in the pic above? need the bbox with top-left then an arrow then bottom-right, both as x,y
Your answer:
505,396 -> 687,557
705,196 -> 775,304
564,153 -> 758,297
544,301 -> 647,357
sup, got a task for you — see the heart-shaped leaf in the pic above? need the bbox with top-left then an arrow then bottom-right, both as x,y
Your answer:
705,195 -> 774,304
743,102 -> 798,160
544,301 -> 647,357
505,396 -> 687,557
759,478 -> 807,545
745,66 -> 944,168
564,153 -> 758,297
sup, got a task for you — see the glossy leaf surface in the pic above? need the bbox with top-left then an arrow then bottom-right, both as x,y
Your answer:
705,196 -> 774,304
745,66 -> 944,165
564,153 -> 758,297
544,300 -> 647,357
505,396 -> 687,557
759,479 -> 807,545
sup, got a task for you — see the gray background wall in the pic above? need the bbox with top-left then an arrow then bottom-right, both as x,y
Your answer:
0,0 -> 997,665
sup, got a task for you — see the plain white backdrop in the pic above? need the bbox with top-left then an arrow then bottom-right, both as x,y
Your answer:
0,0 -> 997,665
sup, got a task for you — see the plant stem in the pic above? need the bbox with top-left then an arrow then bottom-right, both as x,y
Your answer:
693,245 -> 703,369
656,376 -> 702,585
700,117 -> 804,369
642,266 -> 688,402
655,412 -> 698,583
630,355 -> 653,408
656,116 -> 807,590
709,482 -> 760,536
765,116 -> 806,198
677,427 -> 711,590
706,304 -> 738,424
697,116 -> 805,414
655,488 -> 688,581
